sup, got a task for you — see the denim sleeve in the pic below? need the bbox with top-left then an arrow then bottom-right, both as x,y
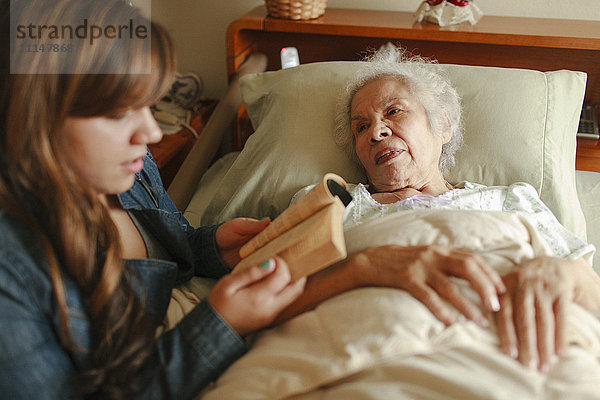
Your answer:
0,253 -> 80,400
143,151 -> 231,279
186,223 -> 231,279
136,299 -> 248,399
0,253 -> 247,399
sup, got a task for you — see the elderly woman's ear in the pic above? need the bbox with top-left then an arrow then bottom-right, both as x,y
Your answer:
440,114 -> 452,144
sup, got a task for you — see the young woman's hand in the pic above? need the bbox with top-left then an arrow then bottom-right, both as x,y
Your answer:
208,257 -> 306,337
215,217 -> 270,268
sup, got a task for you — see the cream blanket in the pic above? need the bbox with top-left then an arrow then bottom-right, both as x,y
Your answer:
197,210 -> 600,399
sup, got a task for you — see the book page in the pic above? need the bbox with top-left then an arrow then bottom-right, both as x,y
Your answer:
234,199 -> 347,280
239,173 -> 349,258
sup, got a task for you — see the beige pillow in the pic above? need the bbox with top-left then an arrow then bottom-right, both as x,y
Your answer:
199,61 -> 587,240
576,170 -> 600,272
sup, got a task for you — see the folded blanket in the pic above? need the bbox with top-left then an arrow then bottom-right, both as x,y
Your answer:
201,210 -> 600,399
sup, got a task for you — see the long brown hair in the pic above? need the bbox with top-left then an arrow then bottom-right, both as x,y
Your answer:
1,0 -> 175,397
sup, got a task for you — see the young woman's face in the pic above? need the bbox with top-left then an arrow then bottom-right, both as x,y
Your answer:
351,78 -> 450,192
60,106 -> 162,195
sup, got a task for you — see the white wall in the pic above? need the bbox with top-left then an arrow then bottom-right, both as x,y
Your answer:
152,0 -> 599,99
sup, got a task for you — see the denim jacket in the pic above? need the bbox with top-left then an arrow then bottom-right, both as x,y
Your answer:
0,152 -> 247,399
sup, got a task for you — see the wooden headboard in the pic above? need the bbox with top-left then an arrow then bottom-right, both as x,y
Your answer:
226,6 -> 600,171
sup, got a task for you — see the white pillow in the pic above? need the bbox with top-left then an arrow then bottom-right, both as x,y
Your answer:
199,61 -> 587,239
576,170 -> 600,271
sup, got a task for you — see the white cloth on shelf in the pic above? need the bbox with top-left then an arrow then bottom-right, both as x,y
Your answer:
415,1 -> 483,27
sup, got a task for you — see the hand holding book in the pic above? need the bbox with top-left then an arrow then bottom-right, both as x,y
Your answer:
233,173 -> 352,281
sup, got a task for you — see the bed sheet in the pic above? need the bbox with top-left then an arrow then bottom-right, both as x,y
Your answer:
198,209 -> 600,399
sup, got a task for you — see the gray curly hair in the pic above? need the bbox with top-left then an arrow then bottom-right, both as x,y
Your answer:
334,44 -> 464,175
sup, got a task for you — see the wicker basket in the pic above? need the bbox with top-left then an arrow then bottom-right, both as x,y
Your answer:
265,0 -> 327,20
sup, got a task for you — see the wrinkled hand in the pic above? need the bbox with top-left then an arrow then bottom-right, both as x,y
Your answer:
216,217 -> 270,268
208,257 -> 306,337
495,256 -> 577,373
356,245 -> 505,327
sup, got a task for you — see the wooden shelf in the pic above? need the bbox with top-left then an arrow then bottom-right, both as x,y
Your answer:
264,9 -> 600,50
227,6 -> 600,172
227,7 -> 600,104
576,138 -> 600,173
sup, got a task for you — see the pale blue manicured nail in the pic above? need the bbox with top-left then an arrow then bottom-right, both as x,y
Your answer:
260,259 -> 274,270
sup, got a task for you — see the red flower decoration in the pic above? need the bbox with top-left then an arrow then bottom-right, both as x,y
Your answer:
448,0 -> 470,6
427,0 -> 471,5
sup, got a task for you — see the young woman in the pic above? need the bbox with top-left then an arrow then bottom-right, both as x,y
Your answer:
0,1 -> 304,398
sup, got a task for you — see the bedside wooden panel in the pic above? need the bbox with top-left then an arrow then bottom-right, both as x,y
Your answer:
577,138 -> 600,173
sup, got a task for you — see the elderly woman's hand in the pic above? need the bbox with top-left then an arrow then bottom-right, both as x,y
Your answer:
496,256 -> 600,373
355,245 -> 505,327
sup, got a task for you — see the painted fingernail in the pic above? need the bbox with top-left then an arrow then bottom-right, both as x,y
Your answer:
487,295 -> 500,312
260,258 -> 275,270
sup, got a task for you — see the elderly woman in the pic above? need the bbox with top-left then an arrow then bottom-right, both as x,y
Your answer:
280,45 -> 600,374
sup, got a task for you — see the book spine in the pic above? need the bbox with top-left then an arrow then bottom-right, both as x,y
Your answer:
281,200 -> 347,280
233,198 -> 347,279
239,173 -> 346,258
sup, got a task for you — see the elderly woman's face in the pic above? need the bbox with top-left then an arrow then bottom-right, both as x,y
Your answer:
350,78 -> 450,192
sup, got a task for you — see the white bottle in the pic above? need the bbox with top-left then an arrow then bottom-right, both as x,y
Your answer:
280,47 -> 300,69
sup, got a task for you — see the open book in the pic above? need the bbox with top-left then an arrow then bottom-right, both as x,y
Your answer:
233,173 -> 353,281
